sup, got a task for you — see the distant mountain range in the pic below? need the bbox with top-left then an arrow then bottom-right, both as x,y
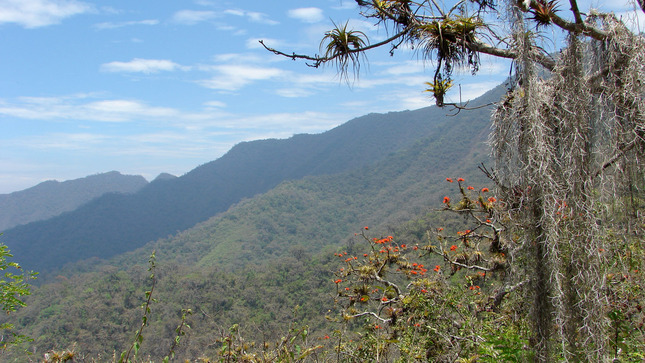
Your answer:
3,85 -> 505,359
2,85 -> 504,274
0,171 -> 147,231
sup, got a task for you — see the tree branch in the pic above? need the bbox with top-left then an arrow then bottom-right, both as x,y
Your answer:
529,0 -> 608,40
348,311 -> 391,323
489,279 -> 529,312
467,40 -> 556,71
593,140 -> 637,179
259,27 -> 411,68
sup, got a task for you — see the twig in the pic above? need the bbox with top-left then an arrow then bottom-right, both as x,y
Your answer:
259,27 -> 411,68
489,279 -> 529,311
348,311 -> 392,323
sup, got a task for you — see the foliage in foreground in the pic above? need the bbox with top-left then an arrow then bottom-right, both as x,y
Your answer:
24,176 -> 645,362
0,242 -> 37,353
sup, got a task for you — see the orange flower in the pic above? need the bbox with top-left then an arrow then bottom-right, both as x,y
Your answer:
381,297 -> 388,302
433,265 -> 440,272
334,279 -> 342,284
443,196 -> 450,204
481,187 -> 489,193
420,289 -> 427,293
413,246 -> 418,250
364,226 -> 369,230
467,186 -> 474,190
324,335 -> 330,339
488,197 -> 497,203
401,244 -> 406,248
457,178 -> 465,182
446,178 -> 453,183
450,245 -> 457,251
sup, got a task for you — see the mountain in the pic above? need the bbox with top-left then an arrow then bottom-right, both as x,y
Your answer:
6,86 -> 502,360
0,171 -> 147,231
1,85 -> 504,274
152,172 -> 177,182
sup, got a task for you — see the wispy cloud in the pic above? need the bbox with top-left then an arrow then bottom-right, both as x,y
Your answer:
0,96 -> 180,123
93,19 -> 159,30
100,58 -> 186,73
224,9 -> 278,25
171,9 -> 218,25
197,64 -> 286,91
0,0 -> 92,28
245,37 -> 286,49
288,7 -> 324,23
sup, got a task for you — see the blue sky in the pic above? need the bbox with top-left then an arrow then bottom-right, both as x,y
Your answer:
0,0 -> 641,193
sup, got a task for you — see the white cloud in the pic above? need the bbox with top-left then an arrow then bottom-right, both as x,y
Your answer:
275,88 -> 314,98
0,96 -> 180,123
288,7 -> 324,23
224,9 -> 278,25
0,0 -> 92,28
203,100 -> 226,108
246,37 -> 285,49
100,58 -> 185,73
197,64 -> 286,91
171,9 -> 217,25
93,19 -> 159,30
246,11 -> 279,25
224,111 -> 342,132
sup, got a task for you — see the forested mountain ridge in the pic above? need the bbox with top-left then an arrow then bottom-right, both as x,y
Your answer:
5,86 -> 502,359
0,171 -> 147,231
2,85 -> 504,275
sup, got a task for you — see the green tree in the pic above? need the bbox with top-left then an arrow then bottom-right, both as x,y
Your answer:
264,1 -> 644,361
0,241 -> 37,351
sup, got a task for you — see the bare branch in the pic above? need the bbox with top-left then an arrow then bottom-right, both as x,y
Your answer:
569,0 -> 583,24
348,311 -> 391,323
593,140 -> 637,179
441,254 -> 493,272
489,279 -> 529,312
467,40 -> 556,71
259,27 -> 411,69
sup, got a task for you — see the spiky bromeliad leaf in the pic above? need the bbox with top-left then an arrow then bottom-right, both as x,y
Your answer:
416,15 -> 483,74
320,21 -> 369,82
424,78 -> 453,106
529,0 -> 560,28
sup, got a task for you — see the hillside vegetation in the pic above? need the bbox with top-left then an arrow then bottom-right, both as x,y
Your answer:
2,87 -> 498,360
2,85 -> 504,274
0,171 -> 147,231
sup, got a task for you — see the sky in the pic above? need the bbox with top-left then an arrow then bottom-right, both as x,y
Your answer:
0,0 -> 642,193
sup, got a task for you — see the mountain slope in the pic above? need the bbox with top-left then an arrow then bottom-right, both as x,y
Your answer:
7,86 -> 502,359
0,171 -> 147,231
2,85 -> 503,274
